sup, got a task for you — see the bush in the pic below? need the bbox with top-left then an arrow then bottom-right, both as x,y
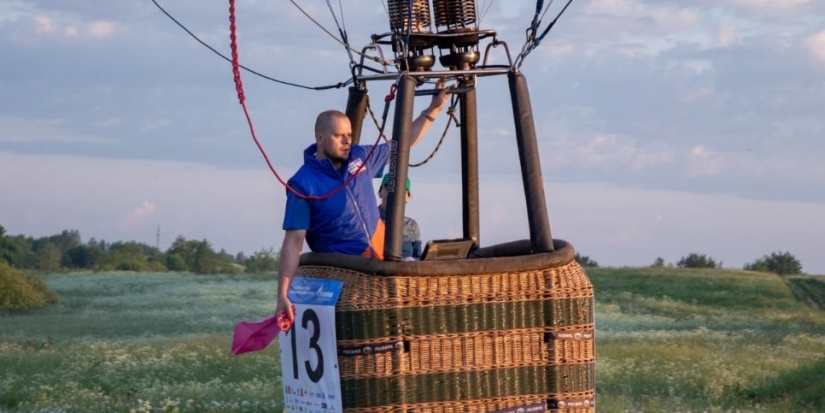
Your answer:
245,248 -> 280,273
574,252 -> 599,268
677,253 -> 719,269
651,257 -> 666,267
0,261 -> 59,310
744,251 -> 803,276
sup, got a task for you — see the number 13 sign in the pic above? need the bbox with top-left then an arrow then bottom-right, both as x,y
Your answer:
279,277 -> 344,413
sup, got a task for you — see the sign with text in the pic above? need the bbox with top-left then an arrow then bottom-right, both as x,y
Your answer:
279,277 -> 344,413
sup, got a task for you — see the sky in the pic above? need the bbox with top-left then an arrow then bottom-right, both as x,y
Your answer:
1,0 -> 824,273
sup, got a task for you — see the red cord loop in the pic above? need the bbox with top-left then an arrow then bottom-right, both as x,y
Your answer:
385,84 -> 397,103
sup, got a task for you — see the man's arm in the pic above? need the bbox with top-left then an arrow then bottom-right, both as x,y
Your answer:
276,229 -> 306,322
410,80 -> 451,149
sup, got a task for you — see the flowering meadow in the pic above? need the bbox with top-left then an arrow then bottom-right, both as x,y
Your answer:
1,269 -> 824,412
1,272 -> 283,412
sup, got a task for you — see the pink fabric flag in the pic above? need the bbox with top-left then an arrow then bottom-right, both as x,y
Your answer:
231,311 -> 293,356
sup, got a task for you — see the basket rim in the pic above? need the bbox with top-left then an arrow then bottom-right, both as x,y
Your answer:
299,238 -> 575,276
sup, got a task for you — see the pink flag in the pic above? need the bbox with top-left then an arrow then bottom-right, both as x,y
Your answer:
231,310 -> 293,355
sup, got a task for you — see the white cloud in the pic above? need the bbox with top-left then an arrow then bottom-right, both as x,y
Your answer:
543,134 -> 674,172
33,15 -> 54,34
723,0 -> 811,17
681,85 -> 717,102
88,21 -> 115,38
807,31 -> 825,65
715,24 -> 738,48
121,201 -> 157,229
585,0 -> 700,30
0,117 -> 112,144
23,13 -> 117,41
687,145 -> 726,177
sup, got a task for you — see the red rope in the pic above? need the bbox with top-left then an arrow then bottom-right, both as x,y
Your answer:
228,0 -> 389,200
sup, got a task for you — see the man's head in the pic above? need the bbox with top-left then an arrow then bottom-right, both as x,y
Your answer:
314,110 -> 352,167
378,173 -> 411,207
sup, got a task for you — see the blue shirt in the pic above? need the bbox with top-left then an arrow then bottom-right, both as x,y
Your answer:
283,143 -> 389,257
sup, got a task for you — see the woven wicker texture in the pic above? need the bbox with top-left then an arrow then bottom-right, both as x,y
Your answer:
295,252 -> 595,412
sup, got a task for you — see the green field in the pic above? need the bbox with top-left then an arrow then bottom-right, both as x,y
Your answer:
1,268 -> 824,412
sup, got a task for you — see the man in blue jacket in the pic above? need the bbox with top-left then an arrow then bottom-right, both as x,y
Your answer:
276,83 -> 449,322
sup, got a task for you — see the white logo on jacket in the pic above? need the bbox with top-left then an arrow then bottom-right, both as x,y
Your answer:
347,159 -> 365,176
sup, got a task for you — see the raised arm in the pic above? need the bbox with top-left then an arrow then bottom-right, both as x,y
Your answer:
410,80 -> 451,149
276,229 -> 306,323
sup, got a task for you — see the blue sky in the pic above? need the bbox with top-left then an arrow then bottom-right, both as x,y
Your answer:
1,0 -> 824,273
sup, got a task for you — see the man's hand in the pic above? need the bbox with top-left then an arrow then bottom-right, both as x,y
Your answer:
276,294 -> 295,324
427,78 -> 451,115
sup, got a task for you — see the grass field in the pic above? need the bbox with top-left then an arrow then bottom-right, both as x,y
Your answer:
1,268 -> 824,412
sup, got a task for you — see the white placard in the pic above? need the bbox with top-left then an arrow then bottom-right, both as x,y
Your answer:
279,277 -> 344,413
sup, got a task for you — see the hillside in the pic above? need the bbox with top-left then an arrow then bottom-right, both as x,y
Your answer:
587,267 -> 825,412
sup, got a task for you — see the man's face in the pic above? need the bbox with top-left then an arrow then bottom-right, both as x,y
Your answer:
316,116 -> 352,164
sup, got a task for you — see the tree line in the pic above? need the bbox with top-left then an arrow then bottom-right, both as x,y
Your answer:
575,251 -> 803,276
0,224 -> 279,274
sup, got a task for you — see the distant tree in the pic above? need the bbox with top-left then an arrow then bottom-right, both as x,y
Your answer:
65,244 -> 104,269
0,224 -> 9,265
2,235 -> 35,268
744,251 -> 802,276
245,248 -> 279,273
38,243 -> 62,272
574,252 -> 599,268
677,253 -> 719,269
165,253 -> 188,272
101,241 -> 162,272
168,236 -> 197,270
651,257 -> 665,267
235,251 -> 248,265
192,240 -> 219,274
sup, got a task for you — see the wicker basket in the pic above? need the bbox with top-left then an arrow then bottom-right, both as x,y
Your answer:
296,239 -> 595,412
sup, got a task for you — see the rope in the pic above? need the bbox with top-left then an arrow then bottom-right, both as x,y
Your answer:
150,0 -> 348,90
324,0 -> 355,66
288,0 -> 389,65
410,97 -> 459,167
228,0 -> 392,200
514,0 -> 575,69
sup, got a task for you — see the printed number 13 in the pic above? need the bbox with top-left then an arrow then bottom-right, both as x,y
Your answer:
289,308 -> 324,383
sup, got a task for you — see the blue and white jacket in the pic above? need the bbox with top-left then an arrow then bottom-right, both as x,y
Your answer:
283,143 -> 389,258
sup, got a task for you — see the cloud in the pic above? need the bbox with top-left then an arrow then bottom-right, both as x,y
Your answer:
687,145 -> 726,177
714,24 -> 738,48
807,31 -> 825,65
88,21 -> 115,38
681,84 -> 718,103
121,201 -> 157,229
585,0 -> 700,30
20,13 -> 117,41
722,0 -> 811,17
543,134 -> 675,172
0,117 -> 112,144
33,15 -> 55,34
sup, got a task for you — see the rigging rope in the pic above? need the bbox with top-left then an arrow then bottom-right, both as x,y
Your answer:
151,0 -> 348,90
514,0 -> 575,69
288,0 -> 389,65
228,0 -> 392,200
